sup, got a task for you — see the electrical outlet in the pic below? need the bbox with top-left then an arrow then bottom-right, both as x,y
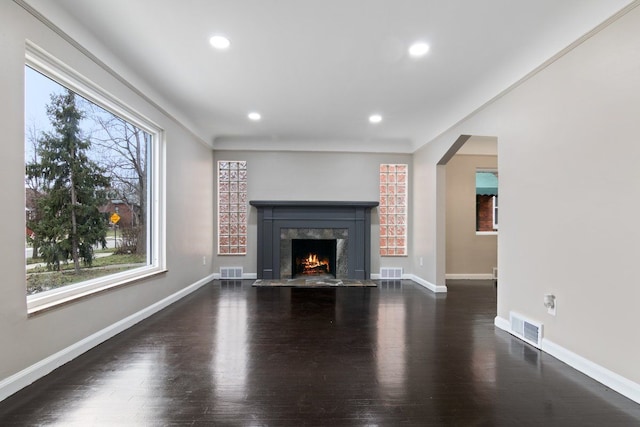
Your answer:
419,257 -> 423,267
202,256 -> 206,266
544,294 -> 556,316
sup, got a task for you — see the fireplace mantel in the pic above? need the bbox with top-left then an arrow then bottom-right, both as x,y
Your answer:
249,200 -> 379,209
250,200 -> 378,279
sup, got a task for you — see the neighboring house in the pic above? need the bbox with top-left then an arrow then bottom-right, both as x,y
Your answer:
99,200 -> 138,229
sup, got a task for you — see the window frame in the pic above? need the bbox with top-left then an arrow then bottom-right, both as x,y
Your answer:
492,195 -> 499,230
475,169 -> 498,236
25,42 -> 166,314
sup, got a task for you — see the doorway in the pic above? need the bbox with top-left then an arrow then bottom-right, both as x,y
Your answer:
437,135 -> 498,287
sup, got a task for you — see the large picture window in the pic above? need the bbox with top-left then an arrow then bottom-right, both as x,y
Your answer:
25,45 -> 164,312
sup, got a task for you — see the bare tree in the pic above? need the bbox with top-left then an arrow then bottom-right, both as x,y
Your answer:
25,123 -> 48,259
84,102 -> 149,256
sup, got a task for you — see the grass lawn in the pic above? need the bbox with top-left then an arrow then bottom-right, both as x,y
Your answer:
26,253 -> 146,295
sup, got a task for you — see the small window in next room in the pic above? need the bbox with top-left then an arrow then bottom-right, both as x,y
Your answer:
476,170 -> 498,233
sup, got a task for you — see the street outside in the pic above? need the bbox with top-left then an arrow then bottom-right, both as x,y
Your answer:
25,237 -> 121,269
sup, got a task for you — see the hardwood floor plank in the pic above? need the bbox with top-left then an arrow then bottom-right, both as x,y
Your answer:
0,280 -> 638,426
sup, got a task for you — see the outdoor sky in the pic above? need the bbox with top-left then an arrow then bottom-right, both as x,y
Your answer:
24,66 -> 64,160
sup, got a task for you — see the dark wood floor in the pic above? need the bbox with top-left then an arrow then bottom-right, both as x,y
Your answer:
1,280 -> 639,426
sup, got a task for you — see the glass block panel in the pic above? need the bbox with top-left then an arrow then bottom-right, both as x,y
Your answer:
217,160 -> 247,255
379,163 -> 408,257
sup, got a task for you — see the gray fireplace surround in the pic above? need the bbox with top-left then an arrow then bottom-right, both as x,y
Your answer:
249,201 -> 378,280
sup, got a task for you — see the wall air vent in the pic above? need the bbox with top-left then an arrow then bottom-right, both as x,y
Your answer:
380,267 -> 403,279
220,267 -> 243,279
509,312 -> 543,349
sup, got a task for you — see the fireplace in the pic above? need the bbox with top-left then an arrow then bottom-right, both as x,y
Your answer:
292,239 -> 336,278
250,201 -> 378,279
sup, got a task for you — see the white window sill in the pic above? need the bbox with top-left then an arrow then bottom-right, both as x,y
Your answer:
476,231 -> 498,236
27,267 -> 168,316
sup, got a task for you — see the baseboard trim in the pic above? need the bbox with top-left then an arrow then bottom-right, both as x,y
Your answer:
0,273 -> 216,403
494,315 -> 640,405
542,338 -> 640,405
405,274 -> 447,293
494,315 -> 510,332
446,274 -> 494,280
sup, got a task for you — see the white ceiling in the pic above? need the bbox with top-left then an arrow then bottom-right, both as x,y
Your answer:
22,0 -> 634,153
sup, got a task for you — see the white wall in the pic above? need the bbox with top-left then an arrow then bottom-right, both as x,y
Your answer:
446,154 -> 498,277
213,150 -> 413,276
413,4 -> 640,390
0,1 -> 214,390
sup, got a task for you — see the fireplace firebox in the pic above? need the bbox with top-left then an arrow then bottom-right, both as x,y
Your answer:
292,239 -> 337,278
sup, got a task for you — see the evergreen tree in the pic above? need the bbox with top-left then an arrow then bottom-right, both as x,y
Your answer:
26,89 -> 110,272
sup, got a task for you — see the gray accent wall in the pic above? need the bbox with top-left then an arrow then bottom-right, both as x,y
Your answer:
213,150 -> 413,277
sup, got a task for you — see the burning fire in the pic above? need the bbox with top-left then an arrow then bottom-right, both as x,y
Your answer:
298,252 -> 330,275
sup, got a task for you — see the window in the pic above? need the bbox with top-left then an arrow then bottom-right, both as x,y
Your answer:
379,164 -> 408,256
217,161 -> 248,255
475,170 -> 498,233
25,44 -> 164,312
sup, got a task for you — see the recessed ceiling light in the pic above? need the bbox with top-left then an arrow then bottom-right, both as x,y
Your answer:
408,42 -> 430,58
248,112 -> 261,121
369,114 -> 383,124
209,35 -> 231,50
